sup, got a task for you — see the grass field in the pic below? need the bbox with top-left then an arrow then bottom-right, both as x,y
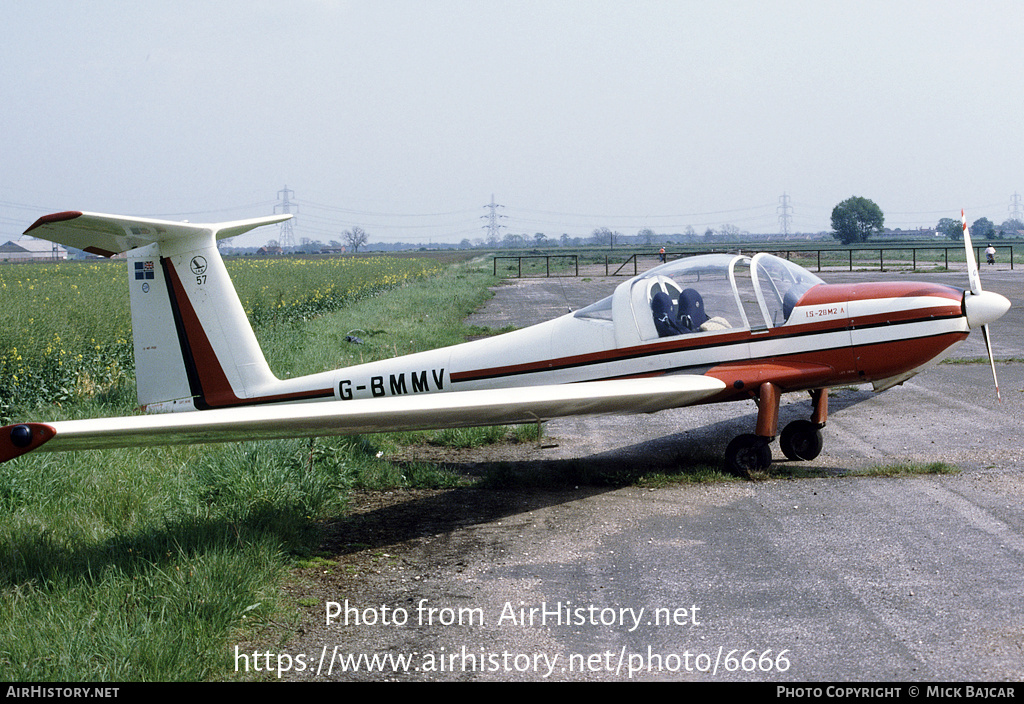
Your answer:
0,255 -> 454,420
0,252 -> 506,681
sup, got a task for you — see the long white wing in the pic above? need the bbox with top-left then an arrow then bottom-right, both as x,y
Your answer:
1,376 -> 726,462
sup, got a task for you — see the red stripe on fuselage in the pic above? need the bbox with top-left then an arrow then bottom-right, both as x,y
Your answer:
449,327 -> 755,384
450,281 -> 967,387
449,325 -> 850,386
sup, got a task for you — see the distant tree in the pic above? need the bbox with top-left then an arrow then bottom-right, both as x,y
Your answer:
831,196 -> 884,245
971,217 -> 995,241
591,227 -> 614,248
502,233 -> 525,248
936,217 -> 962,240
637,227 -> 656,245
534,233 -> 547,247
343,226 -> 368,252
1000,218 -> 1024,234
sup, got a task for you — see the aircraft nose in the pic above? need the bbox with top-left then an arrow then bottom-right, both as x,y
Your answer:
964,290 -> 1011,329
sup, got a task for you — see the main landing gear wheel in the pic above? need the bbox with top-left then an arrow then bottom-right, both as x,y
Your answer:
779,420 -> 824,462
724,434 -> 772,476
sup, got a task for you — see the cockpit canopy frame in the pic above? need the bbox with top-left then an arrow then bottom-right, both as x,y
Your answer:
574,253 -> 824,347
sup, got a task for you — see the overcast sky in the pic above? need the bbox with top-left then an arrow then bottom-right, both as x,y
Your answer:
3,1 -> 1023,246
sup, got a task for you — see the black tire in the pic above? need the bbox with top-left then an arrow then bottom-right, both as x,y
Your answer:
724,434 -> 772,475
780,420 -> 824,461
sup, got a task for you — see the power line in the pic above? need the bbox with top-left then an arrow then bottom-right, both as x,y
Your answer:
510,203 -> 775,219
301,199 -> 478,218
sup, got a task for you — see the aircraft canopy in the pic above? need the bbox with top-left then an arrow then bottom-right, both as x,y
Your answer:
575,253 -> 824,345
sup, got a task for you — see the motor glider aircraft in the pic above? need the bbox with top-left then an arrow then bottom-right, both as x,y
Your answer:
0,210 -> 1010,474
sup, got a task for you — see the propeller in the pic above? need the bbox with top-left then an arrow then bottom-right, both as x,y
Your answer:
961,210 -> 1009,401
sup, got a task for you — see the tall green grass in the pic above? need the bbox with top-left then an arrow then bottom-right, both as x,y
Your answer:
0,256 -> 444,421
0,255 -> 500,680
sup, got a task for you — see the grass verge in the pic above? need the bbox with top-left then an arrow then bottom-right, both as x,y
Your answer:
0,256 -> 511,681
849,461 -> 960,477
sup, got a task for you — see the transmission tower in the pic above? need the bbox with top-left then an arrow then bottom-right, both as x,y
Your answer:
481,194 -> 507,244
1010,192 -> 1023,223
274,185 -> 298,248
777,192 -> 793,236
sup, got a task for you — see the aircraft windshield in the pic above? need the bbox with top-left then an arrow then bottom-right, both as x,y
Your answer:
752,253 -> 824,327
575,292 -> 614,321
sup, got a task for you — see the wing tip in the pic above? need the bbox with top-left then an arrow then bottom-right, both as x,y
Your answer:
23,211 -> 84,235
0,423 -> 57,463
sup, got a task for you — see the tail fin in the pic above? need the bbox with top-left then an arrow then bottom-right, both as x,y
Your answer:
24,211 -> 291,411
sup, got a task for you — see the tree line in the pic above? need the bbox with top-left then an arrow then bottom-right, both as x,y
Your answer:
267,201 -> 1024,252
831,196 -> 1023,245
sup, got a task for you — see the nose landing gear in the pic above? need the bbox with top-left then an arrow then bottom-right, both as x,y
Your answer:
779,419 -> 824,462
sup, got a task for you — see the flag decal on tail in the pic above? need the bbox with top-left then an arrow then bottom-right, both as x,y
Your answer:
134,261 -> 155,280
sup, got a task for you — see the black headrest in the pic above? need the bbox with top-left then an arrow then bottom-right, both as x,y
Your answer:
651,291 -> 685,337
677,288 -> 708,330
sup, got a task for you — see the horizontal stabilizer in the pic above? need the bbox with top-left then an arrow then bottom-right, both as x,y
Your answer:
1,376 -> 725,462
23,211 -> 290,257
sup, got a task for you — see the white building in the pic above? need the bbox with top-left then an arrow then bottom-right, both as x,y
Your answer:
0,238 -> 68,262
